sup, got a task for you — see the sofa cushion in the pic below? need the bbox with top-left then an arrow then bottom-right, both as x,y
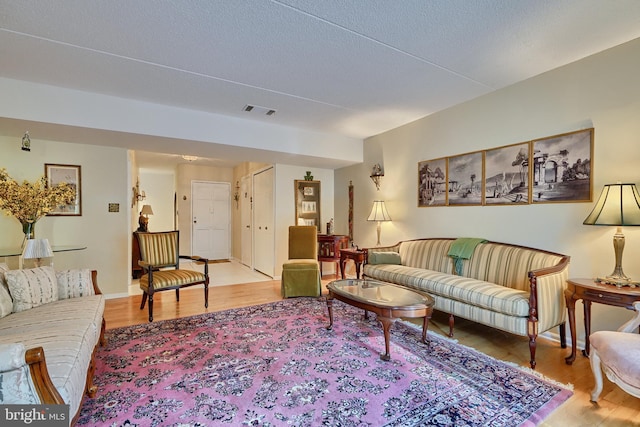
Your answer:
398,239 -> 454,274
364,264 -> 530,317
368,251 -> 401,265
5,266 -> 58,313
56,269 -> 95,299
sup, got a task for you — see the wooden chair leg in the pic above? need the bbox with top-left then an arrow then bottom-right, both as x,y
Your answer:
204,284 -> 209,308
140,292 -> 147,309
176,288 -> 180,302
148,294 -> 154,322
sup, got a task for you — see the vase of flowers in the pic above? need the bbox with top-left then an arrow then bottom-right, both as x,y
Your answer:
0,168 -> 76,245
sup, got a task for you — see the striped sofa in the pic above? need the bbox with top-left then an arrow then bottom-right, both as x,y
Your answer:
0,267 -> 105,426
363,238 -> 570,369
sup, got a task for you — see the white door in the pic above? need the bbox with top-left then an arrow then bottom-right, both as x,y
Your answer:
240,175 -> 252,267
191,181 -> 230,260
253,168 -> 274,277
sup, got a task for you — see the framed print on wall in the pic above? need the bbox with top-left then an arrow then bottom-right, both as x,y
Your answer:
418,157 -> 447,207
447,151 -> 484,206
45,163 -> 82,215
531,128 -> 593,203
484,142 -> 530,205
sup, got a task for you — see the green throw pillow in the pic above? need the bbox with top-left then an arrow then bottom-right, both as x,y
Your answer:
369,251 -> 401,265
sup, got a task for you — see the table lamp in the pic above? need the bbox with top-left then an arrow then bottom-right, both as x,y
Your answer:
138,204 -> 154,232
22,238 -> 54,267
367,200 -> 391,246
583,183 -> 640,286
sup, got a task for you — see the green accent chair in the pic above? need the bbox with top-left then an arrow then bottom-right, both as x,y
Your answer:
136,231 -> 209,322
281,226 -> 321,298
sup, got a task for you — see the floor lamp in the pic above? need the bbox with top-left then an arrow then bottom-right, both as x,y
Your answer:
583,183 -> 640,286
367,200 -> 391,246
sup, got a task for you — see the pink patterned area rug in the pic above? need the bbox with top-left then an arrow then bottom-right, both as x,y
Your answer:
78,298 -> 571,426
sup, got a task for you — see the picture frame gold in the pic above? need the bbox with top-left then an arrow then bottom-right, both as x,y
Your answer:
45,163 -> 82,216
447,151 -> 484,206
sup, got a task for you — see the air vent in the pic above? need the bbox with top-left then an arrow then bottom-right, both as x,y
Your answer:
243,104 -> 277,116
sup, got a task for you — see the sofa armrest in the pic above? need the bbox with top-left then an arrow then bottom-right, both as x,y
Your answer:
25,346 -> 65,404
528,255 -> 571,333
0,344 -> 63,405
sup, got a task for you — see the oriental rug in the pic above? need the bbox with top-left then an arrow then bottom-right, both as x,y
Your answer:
78,298 -> 571,426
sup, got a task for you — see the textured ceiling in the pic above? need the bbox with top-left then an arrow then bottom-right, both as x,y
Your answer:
1,1 -> 640,168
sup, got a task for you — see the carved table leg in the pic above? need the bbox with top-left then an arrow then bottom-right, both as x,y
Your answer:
565,290 -> 577,365
326,295 -> 334,331
378,316 -> 396,361
583,300 -> 592,357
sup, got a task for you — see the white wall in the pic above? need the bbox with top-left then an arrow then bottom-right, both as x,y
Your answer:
336,38 -> 640,343
139,169 -> 176,232
0,136 -> 129,296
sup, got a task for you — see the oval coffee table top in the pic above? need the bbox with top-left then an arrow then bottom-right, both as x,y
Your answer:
327,279 -> 434,310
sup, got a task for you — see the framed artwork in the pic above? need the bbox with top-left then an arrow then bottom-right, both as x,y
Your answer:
303,186 -> 314,196
301,201 -> 316,213
45,163 -> 82,216
418,157 -> 447,207
531,128 -> 593,203
484,142 -> 530,205
447,151 -> 484,206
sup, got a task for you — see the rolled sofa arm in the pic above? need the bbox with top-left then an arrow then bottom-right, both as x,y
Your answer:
0,343 -> 64,405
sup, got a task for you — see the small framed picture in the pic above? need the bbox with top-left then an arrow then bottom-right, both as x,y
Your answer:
45,164 -> 82,216
303,186 -> 314,196
447,151 -> 484,206
531,128 -> 593,203
484,142 -> 530,205
418,157 -> 447,207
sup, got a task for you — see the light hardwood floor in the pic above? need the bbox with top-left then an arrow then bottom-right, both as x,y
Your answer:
104,278 -> 640,427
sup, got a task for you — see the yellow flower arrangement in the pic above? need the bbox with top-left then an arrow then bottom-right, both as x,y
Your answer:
0,168 -> 76,234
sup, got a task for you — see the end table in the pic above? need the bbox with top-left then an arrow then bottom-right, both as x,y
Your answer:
339,248 -> 367,279
565,278 -> 640,364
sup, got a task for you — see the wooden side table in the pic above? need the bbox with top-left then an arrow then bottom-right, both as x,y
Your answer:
317,234 -> 349,277
339,248 -> 367,279
564,278 -> 640,364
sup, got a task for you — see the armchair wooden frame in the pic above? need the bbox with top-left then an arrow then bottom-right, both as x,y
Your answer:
136,231 -> 210,322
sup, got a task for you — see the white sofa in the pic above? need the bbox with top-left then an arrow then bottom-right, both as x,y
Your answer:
363,238 -> 570,369
0,266 -> 105,426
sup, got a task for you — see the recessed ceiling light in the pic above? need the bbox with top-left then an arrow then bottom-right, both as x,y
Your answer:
182,155 -> 198,161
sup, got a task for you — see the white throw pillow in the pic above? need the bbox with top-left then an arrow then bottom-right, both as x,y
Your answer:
56,269 -> 95,299
0,262 -> 8,289
0,265 -> 12,318
5,266 -> 58,313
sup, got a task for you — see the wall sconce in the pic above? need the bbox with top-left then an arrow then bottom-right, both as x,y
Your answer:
132,178 -> 146,207
233,181 -> 240,209
370,164 -> 384,191
21,131 -> 31,152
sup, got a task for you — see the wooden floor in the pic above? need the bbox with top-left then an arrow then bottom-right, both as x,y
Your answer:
104,278 -> 640,427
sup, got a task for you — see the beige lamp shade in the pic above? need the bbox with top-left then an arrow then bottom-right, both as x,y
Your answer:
141,204 -> 154,216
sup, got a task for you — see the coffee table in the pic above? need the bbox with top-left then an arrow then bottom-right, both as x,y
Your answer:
326,279 -> 434,361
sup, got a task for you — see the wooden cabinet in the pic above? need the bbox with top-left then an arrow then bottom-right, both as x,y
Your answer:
295,180 -> 321,233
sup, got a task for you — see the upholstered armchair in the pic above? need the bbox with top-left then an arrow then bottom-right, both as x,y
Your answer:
281,226 -> 321,298
136,231 -> 209,322
590,301 -> 640,402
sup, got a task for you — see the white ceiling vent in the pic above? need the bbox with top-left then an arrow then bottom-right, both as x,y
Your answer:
243,104 -> 277,116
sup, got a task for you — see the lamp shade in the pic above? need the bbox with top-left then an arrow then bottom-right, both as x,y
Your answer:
22,238 -> 53,260
367,201 -> 391,222
141,204 -> 154,216
583,183 -> 640,226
